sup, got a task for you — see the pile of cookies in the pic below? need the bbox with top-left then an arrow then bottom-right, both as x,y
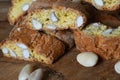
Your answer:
0,0 -> 120,64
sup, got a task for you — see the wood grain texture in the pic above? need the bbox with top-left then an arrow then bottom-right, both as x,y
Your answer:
0,22 -> 12,41
0,2 -> 11,21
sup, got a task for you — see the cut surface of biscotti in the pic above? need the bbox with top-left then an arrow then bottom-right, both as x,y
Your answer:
84,0 -> 120,11
83,22 -> 120,37
1,26 -> 65,64
8,0 -> 35,25
74,22 -> 120,60
22,1 -> 87,30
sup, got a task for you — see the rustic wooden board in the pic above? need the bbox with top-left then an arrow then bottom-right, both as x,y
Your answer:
0,21 -> 120,80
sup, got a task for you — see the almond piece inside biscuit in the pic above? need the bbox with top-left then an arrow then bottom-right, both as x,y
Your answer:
9,49 -> 17,58
50,11 -> 58,22
2,47 -> 9,54
94,0 -> 104,7
23,49 -> 30,59
32,19 -> 42,30
76,16 -> 84,27
16,43 -> 28,49
102,29 -> 113,35
22,4 -> 30,12
17,28 -> 21,32
46,25 -> 57,30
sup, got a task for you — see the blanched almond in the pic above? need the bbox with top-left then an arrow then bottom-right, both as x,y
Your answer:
16,43 -> 28,49
114,61 -> 120,74
18,64 -> 33,80
1,47 -> 9,54
22,4 -> 30,11
76,16 -> 83,27
28,68 -> 43,80
23,49 -> 30,59
50,11 -> 58,22
94,0 -> 104,7
32,19 -> 42,30
77,52 -> 98,67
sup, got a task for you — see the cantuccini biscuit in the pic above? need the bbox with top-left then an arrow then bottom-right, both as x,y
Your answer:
0,26 -> 65,64
22,1 -> 87,30
74,22 -> 120,60
8,0 -> 36,25
84,0 -> 120,11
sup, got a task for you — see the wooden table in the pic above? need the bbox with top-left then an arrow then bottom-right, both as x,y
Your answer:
0,1 -> 120,80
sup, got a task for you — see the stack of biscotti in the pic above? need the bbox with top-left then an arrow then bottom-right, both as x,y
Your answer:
1,0 -> 89,64
73,0 -> 120,60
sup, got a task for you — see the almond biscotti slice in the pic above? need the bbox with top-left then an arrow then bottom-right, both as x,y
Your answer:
84,0 -> 120,11
8,0 -> 35,25
22,1 -> 87,30
0,26 -> 65,64
74,22 -> 120,60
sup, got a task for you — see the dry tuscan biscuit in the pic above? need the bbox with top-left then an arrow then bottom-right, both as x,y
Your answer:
0,26 -> 65,64
84,0 -> 120,11
74,22 -> 120,60
44,30 -> 74,49
22,1 -> 87,30
8,0 -> 36,25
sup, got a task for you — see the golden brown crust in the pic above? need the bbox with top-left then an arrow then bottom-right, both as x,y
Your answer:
74,30 -> 120,60
9,26 -> 38,48
2,25 -> 66,64
53,1 -> 88,18
28,0 -> 59,12
33,33 -> 65,64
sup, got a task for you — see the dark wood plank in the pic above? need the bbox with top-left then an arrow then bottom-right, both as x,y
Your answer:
0,21 -> 12,41
0,2 -> 11,21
